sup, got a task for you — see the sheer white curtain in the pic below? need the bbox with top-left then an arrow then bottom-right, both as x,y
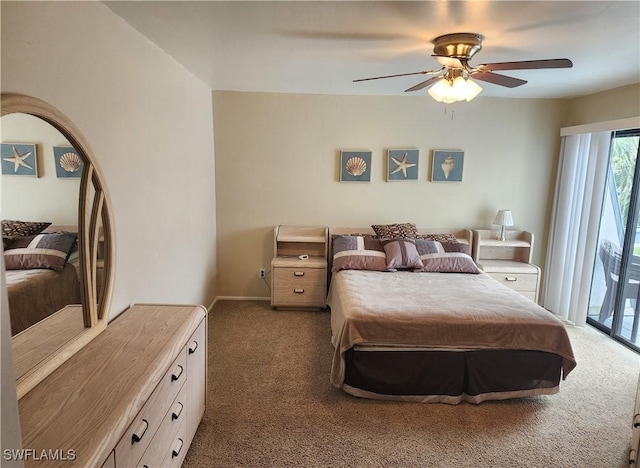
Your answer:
542,131 -> 612,325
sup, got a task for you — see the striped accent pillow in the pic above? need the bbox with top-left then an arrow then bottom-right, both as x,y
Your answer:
416,240 -> 481,274
4,232 -> 78,272
332,235 -> 387,272
381,238 -> 424,271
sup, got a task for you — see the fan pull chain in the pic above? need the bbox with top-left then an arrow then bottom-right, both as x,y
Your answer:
444,106 -> 455,120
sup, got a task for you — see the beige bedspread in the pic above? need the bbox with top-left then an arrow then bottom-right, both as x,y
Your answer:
328,270 -> 576,387
7,262 -> 81,335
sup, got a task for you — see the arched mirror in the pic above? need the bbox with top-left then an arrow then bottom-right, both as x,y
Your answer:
1,94 -> 114,398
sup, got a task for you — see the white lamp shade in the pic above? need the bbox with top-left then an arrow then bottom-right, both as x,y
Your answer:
493,209 -> 514,226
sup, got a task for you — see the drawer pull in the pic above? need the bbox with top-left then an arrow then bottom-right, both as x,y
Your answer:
505,277 -> 517,282
294,271 -> 305,276
131,419 -> 149,443
294,288 -> 304,294
172,402 -> 184,420
188,341 -> 199,354
172,438 -> 184,458
634,414 -> 640,428
171,365 -> 184,382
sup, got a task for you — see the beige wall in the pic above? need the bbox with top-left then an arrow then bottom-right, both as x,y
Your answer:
566,83 -> 640,126
1,2 -> 218,316
213,91 -> 569,297
1,113 -> 79,224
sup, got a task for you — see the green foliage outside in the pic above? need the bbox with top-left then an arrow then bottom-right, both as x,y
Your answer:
610,135 -> 640,230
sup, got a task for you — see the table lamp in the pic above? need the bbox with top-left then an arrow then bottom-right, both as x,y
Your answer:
493,209 -> 514,241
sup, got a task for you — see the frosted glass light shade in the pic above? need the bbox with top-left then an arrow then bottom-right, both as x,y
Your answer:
428,77 -> 483,103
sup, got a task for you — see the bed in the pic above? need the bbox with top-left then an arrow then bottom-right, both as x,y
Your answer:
4,223 -> 81,336
327,225 -> 576,404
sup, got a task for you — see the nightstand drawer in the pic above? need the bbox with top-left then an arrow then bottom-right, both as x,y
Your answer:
272,267 -> 326,307
487,272 -> 537,292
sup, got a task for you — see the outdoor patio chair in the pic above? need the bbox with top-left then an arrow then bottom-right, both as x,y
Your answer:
598,239 -> 640,341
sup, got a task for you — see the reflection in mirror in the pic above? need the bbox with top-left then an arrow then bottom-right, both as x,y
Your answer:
1,94 -> 114,399
1,113 -> 83,337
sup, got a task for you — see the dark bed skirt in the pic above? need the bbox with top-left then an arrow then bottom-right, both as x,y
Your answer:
343,347 -> 563,403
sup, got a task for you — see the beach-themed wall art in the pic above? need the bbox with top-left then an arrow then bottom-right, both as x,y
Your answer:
1,143 -> 38,177
53,146 -> 83,178
387,149 -> 418,181
340,150 -> 372,182
431,149 -> 464,182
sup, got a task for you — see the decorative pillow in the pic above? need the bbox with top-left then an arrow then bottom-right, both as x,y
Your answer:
416,240 -> 481,274
415,233 -> 459,243
4,232 -> 78,272
381,238 -> 424,271
332,235 -> 387,272
2,220 -> 52,249
371,223 -> 419,239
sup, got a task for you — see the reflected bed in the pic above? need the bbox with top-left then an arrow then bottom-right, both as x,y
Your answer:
7,257 -> 81,336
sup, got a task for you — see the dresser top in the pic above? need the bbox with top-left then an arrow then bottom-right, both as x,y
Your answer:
18,304 -> 206,467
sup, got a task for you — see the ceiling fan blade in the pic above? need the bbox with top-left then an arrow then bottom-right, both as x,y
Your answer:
471,71 -> 527,88
478,58 -> 573,71
353,70 -> 439,83
404,76 -> 443,92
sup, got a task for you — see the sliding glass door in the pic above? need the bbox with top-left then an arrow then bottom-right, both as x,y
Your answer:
587,129 -> 640,350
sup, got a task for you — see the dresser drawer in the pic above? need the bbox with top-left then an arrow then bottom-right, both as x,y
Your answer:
138,384 -> 186,468
115,348 -> 187,467
272,267 -> 326,307
487,272 -> 537,292
160,419 -> 188,468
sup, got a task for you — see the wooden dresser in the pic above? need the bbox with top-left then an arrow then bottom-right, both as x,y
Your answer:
17,304 -> 207,467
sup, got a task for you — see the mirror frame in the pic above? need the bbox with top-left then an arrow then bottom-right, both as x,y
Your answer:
2,93 -> 115,398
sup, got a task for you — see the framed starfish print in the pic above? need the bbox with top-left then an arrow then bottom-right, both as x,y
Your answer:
387,148 -> 418,181
1,143 -> 38,177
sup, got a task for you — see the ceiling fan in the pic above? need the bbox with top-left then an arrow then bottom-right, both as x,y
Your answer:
353,32 -> 573,102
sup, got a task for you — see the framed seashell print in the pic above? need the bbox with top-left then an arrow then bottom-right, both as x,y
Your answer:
53,145 -> 84,178
431,149 -> 464,182
1,143 -> 38,177
340,150 -> 371,182
387,148 -> 418,181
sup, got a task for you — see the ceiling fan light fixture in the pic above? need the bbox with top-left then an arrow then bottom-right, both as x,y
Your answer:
463,77 -> 483,101
428,76 -> 482,103
427,78 -> 455,103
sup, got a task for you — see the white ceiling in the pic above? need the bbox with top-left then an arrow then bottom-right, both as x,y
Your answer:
105,1 -> 640,99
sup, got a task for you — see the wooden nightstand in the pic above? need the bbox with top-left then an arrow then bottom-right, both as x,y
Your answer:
473,229 -> 540,303
271,225 -> 328,310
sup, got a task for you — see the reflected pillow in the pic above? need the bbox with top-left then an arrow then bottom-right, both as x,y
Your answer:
381,238 -> 424,271
416,240 -> 481,274
4,232 -> 78,272
2,220 -> 51,249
